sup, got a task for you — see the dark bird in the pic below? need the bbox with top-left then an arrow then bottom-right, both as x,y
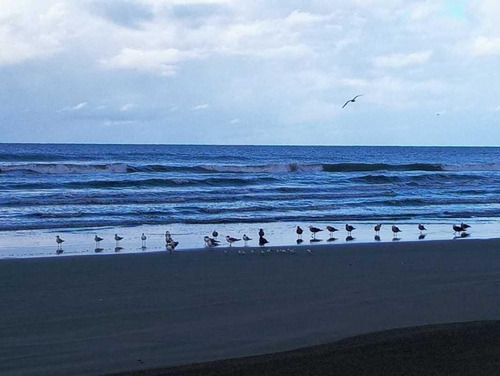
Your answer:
167,241 -> 179,253
94,235 -> 103,247
392,225 -> 402,237
453,225 -> 464,235
55,235 -> 64,250
342,94 -> 363,109
212,230 -> 219,238
326,226 -> 339,237
345,224 -> 355,236
296,226 -> 303,239
243,234 -> 252,244
259,228 -> 265,237
374,224 -> 382,234
259,236 -> 269,247
309,226 -> 323,239
460,222 -> 471,230
114,234 -> 123,246
418,224 -> 427,234
226,236 -> 241,246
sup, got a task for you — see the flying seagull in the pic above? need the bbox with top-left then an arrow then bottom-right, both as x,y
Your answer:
342,95 -> 363,109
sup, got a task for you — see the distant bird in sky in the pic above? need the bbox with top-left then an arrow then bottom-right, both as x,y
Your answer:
342,94 -> 363,109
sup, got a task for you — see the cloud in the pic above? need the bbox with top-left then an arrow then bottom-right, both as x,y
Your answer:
192,103 -> 209,110
88,0 -> 153,29
373,50 -> 433,68
120,103 -> 134,112
57,102 -> 88,112
230,118 -> 240,124
100,48 -> 205,76
470,36 -> 500,56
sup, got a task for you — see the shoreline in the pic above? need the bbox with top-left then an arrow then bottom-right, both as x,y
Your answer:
1,239 -> 499,375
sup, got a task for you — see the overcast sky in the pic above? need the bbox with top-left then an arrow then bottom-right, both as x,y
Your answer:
0,0 -> 499,145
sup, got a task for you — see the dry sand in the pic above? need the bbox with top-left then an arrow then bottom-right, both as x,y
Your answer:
0,239 -> 499,375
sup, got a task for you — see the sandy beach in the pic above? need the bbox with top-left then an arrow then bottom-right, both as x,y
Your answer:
1,239 -> 499,375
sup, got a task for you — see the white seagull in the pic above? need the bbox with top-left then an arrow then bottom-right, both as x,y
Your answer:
94,235 -> 103,247
114,234 -> 123,247
55,235 -> 64,250
226,236 -> 241,247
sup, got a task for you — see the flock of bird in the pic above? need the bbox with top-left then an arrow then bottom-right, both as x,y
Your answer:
54,222 -> 471,254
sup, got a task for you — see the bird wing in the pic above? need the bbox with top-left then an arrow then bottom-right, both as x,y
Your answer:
342,100 -> 350,108
353,94 -> 364,100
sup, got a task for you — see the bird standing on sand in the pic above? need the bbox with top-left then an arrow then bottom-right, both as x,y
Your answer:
259,229 -> 265,237
259,235 -> 269,247
141,233 -> 147,248
296,226 -> 303,239
392,225 -> 402,237
418,224 -> 427,234
95,235 -> 103,247
114,234 -> 123,247
226,235 -> 241,247
374,224 -> 382,235
309,226 -> 323,239
453,224 -> 464,235
243,234 -> 252,245
326,226 -> 339,237
345,224 -> 355,236
342,94 -> 363,109
55,235 -> 64,250
461,222 -> 471,231
212,230 -> 218,238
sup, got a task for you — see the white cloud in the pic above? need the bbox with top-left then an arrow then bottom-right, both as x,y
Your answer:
57,102 -> 88,112
120,103 -> 134,112
192,103 -> 209,110
230,118 -> 240,124
373,50 -> 433,68
100,48 -> 205,76
470,36 -> 500,56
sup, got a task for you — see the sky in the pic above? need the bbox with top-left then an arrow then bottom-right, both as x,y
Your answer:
0,0 -> 499,146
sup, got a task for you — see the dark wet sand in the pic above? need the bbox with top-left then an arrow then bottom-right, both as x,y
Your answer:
0,239 -> 499,375
114,320 -> 500,376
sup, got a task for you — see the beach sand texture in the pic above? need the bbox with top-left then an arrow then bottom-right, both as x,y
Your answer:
1,239 -> 499,375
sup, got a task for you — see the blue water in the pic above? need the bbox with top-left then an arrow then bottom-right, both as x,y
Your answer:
0,144 -> 499,233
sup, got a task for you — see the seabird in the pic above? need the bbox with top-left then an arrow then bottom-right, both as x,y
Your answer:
374,224 -> 382,235
392,225 -> 402,237
342,94 -> 363,109
114,234 -> 123,247
460,222 -> 471,230
167,241 -> 178,253
165,231 -> 172,243
55,235 -> 64,250
226,236 -> 241,246
326,226 -> 339,237
259,236 -> 269,247
453,224 -> 464,235
212,230 -> 219,238
345,224 -> 355,236
296,226 -> 303,239
141,233 -> 147,248
94,235 -> 103,247
418,224 -> 427,234
243,234 -> 252,245
309,226 -> 323,239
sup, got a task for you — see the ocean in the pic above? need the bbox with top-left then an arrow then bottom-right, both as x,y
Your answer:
0,144 -> 499,257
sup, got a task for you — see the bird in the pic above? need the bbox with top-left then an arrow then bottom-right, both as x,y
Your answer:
259,228 -> 265,237
226,236 -> 241,246
460,222 -> 471,231
453,224 -> 464,235
141,233 -> 147,248
342,94 -> 363,109
309,226 -> 323,239
243,234 -> 252,245
296,226 -> 303,239
374,224 -> 382,235
212,230 -> 218,238
94,235 -> 103,247
326,226 -> 339,237
165,231 -> 172,244
259,236 -> 269,247
392,225 -> 402,237
167,241 -> 179,253
345,224 -> 355,236
204,236 -> 219,248
114,234 -> 123,247
55,235 -> 64,250
418,224 -> 427,234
